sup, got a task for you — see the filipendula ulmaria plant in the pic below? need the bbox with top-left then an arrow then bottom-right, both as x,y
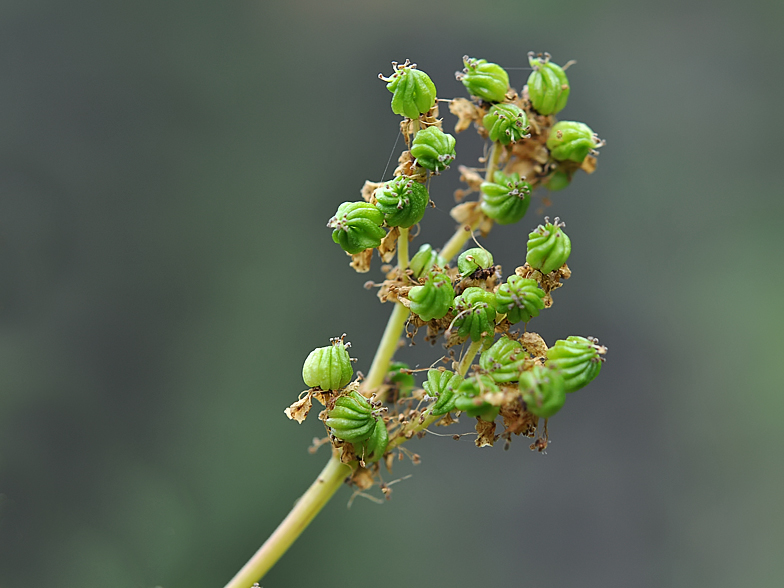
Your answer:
226,53 -> 609,588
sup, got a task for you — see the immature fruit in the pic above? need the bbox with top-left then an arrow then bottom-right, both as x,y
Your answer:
457,56 -> 509,103
381,60 -> 437,120
526,52 -> 570,116
354,416 -> 389,463
495,275 -> 546,324
388,361 -> 415,397
423,369 -> 463,416
454,374 -> 501,421
483,103 -> 529,145
479,336 -> 527,383
519,364 -> 566,418
546,170 -> 572,191
302,337 -> 354,390
325,390 -> 376,442
410,127 -> 456,173
328,201 -> 386,254
480,171 -> 532,225
526,217 -> 571,274
457,247 -> 494,277
451,287 -> 497,342
546,336 -> 606,393
410,243 -> 443,279
547,121 -> 598,163
375,176 -> 429,228
408,271 -> 455,321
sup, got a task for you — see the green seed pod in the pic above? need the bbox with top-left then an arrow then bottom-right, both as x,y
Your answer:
456,56 -> 510,103
451,287 -> 497,342
374,176 -> 429,228
409,243 -> 443,279
457,247 -> 494,277
479,336 -> 527,383
381,60 -> 437,120
408,271 -> 455,321
302,336 -> 354,390
519,364 -> 566,418
454,374 -> 501,421
325,390 -> 376,442
354,416 -> 389,463
546,170 -> 572,191
483,103 -> 529,145
328,201 -> 386,254
410,127 -> 456,173
388,361 -> 415,397
526,217 -> 571,274
526,52 -> 570,116
495,275 -> 546,324
423,369 -> 463,416
547,121 -> 599,163
546,336 -> 605,393
480,171 -> 532,225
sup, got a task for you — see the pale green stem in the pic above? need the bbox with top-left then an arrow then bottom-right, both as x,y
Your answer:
397,227 -> 410,270
223,452 -> 351,588
363,302 -> 410,394
457,339 -> 483,377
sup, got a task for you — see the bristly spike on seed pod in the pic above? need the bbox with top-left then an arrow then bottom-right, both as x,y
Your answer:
302,334 -> 354,391
380,60 -> 437,120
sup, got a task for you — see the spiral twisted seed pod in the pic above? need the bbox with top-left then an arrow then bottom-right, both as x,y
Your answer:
454,374 -> 501,421
451,287 -> 497,342
495,275 -> 546,324
328,201 -> 386,254
519,364 -> 566,418
480,171 -> 532,225
375,176 -> 429,228
408,271 -> 455,321
479,336 -> 527,383
483,103 -> 529,145
388,361 -> 415,397
546,336 -> 605,393
381,60 -> 437,120
355,416 -> 389,463
526,217 -> 571,274
526,52 -> 570,116
423,369 -> 463,416
457,247 -> 494,277
410,127 -> 456,173
456,56 -> 510,103
410,243 -> 443,279
302,336 -> 354,390
547,121 -> 599,163
325,390 -> 376,442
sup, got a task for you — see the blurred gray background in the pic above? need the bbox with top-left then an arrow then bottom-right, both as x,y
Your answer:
1,1 -> 783,587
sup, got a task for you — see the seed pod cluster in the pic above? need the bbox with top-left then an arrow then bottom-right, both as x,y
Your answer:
480,171 -> 532,225
454,374 -> 501,421
410,127 -> 456,173
526,217 -> 571,274
546,336 -> 606,393
325,390 -> 376,442
423,369 -> 463,416
375,176 -> 429,228
328,201 -> 386,254
495,275 -> 546,324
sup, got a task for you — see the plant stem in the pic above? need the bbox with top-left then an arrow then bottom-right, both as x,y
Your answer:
363,302 -> 410,394
457,339 -> 483,376
397,227 -> 410,270
223,452 -> 351,588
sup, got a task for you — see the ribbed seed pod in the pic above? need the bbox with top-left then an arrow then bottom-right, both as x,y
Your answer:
479,336 -> 527,383
354,416 -> 389,463
457,247 -> 494,277
483,103 -> 529,145
547,121 -> 599,163
410,243 -> 443,279
546,170 -> 572,191
546,336 -> 605,393
456,56 -> 510,103
451,287 -> 497,342
410,127 -> 456,173
526,217 -> 571,274
381,60 -> 437,120
454,374 -> 501,421
375,176 -> 429,228
325,390 -> 376,442
480,171 -> 532,225
408,271 -> 455,321
423,369 -> 463,416
388,362 -> 415,398
302,336 -> 354,390
328,201 -> 386,254
526,52 -> 570,116
495,275 -> 546,324
519,364 -> 566,418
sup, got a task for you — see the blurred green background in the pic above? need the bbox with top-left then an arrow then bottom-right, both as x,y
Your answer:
1,1 -> 783,587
